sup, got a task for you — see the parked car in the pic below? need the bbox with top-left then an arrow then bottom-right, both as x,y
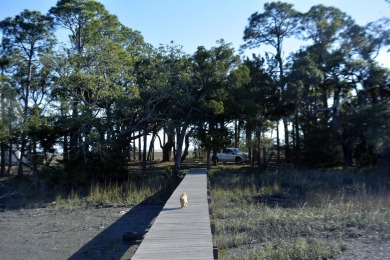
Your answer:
211,148 -> 248,164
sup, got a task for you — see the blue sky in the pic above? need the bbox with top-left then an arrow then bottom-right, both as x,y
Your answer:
0,0 -> 389,66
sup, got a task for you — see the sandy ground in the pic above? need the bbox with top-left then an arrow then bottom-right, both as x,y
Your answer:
0,205 -> 162,260
1,206 -> 390,260
337,238 -> 390,260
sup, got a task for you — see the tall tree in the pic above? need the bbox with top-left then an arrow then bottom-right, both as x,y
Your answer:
193,40 -> 250,166
50,0 -> 148,175
0,10 -> 55,175
0,46 -> 12,175
137,43 -> 197,174
242,55 -> 275,166
50,0 -> 110,165
242,1 -> 302,163
294,4 -> 390,167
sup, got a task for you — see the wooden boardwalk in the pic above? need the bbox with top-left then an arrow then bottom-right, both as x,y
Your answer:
132,168 -> 214,260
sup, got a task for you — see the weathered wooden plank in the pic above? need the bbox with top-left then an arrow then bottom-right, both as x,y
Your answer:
132,168 -> 214,260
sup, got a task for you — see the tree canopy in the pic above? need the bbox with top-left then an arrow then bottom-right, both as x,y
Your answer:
0,1 -> 389,180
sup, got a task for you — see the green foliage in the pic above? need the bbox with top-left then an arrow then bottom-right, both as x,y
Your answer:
1,1 -> 389,182
242,2 -> 302,51
300,121 -> 341,167
350,101 -> 390,167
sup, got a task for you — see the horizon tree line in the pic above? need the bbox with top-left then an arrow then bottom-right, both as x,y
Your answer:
0,0 -> 389,182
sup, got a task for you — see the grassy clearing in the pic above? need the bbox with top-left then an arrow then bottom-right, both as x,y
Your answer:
54,177 -> 171,209
209,167 -> 390,259
1,167 -> 178,210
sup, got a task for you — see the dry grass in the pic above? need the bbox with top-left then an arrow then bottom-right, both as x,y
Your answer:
1,165 -> 178,210
2,149 -> 205,209
209,167 -> 390,259
54,178 -> 168,209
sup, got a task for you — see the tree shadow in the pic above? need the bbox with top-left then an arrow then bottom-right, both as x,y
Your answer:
0,166 -> 179,259
67,187 -> 173,260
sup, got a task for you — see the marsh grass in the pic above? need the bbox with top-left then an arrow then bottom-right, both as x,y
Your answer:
1,168 -> 177,210
53,173 -> 176,209
210,167 -> 390,259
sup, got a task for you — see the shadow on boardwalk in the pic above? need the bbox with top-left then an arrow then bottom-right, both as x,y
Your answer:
68,187 -> 173,260
132,168 -> 214,260
68,164 -> 208,259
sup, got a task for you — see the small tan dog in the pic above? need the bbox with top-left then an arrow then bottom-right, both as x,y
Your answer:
180,192 -> 188,208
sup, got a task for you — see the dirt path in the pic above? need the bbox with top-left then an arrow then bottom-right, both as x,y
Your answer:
0,205 -> 162,260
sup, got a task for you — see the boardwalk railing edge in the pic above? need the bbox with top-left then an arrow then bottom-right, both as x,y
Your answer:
207,171 -> 219,260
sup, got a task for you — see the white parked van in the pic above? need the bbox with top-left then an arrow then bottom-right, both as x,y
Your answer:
211,148 -> 248,164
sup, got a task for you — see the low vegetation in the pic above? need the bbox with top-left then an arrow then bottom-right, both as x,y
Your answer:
209,167 -> 390,259
2,161 -> 389,259
0,166 -> 178,210
53,177 -> 173,209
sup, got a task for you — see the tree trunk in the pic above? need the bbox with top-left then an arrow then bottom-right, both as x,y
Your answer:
0,83 -> 5,175
142,130 -> 147,174
206,148 -> 211,170
159,127 -> 174,162
180,129 -> 193,163
0,143 -> 5,175
147,133 -> 156,161
295,114 -> 300,165
262,145 -> 267,171
173,123 -> 189,175
283,118 -> 290,163
246,126 -> 252,166
18,56 -> 34,176
63,133 -> 69,161
7,140 -> 12,174
69,101 -> 79,164
17,134 -> 26,176
276,120 -> 280,164
1,85 -> 5,175
256,128 -> 261,167
138,131 -> 142,161
234,119 -> 240,148
162,138 -> 174,162
342,141 -> 353,168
